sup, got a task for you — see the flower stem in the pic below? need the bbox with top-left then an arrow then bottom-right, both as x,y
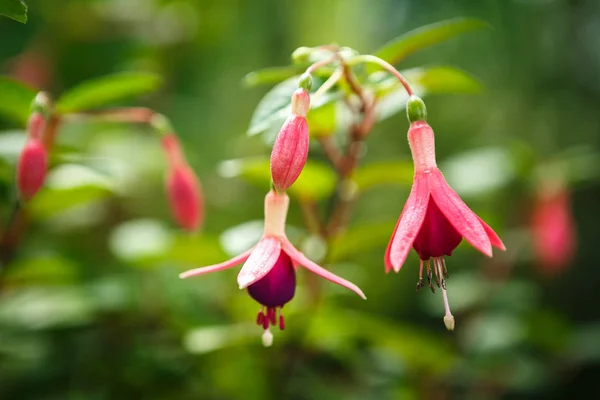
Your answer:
348,54 -> 414,96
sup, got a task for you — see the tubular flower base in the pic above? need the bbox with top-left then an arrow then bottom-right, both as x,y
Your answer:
385,121 -> 505,330
180,190 -> 365,345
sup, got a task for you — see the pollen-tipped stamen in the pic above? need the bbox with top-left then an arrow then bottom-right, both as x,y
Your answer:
416,259 -> 425,291
426,261 -> 435,293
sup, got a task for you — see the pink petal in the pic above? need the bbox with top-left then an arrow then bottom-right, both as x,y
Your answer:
179,248 -> 253,279
386,174 -> 430,273
237,236 -> 281,289
429,169 -> 492,257
477,216 -> 506,251
281,238 -> 366,299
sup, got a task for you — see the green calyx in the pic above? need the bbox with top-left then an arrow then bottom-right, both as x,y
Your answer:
406,95 -> 427,123
30,92 -> 52,119
298,73 -> 313,91
151,113 -> 175,136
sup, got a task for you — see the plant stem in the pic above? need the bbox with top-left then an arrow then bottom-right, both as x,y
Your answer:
348,54 -> 414,96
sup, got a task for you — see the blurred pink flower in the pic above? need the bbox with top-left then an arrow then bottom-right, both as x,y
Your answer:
16,112 -> 48,201
180,190 -> 365,345
531,183 -> 576,276
385,121 -> 505,330
161,134 -> 203,231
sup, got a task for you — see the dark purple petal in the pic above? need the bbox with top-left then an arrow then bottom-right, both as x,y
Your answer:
413,196 -> 462,260
247,250 -> 296,308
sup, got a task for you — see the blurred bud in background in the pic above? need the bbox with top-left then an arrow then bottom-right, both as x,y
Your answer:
530,179 -> 576,276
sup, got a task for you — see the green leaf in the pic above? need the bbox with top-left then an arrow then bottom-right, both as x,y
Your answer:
405,65 -> 483,94
55,72 -> 162,113
307,94 -> 338,137
247,77 -> 298,136
352,161 -> 413,192
0,77 -> 36,124
29,185 -> 113,219
375,18 -> 489,65
243,66 -> 302,88
218,157 -> 336,200
0,0 -> 27,23
328,221 -> 397,263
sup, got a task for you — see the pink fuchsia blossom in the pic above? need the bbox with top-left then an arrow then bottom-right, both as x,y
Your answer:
161,134 -> 203,231
180,190 -> 365,346
17,112 -> 48,201
531,182 -> 575,276
270,89 -> 310,192
385,120 -> 505,330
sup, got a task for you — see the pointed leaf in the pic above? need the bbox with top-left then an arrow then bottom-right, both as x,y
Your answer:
56,72 -> 162,113
0,0 -> 27,23
405,66 -> 483,94
0,77 -> 36,124
243,66 -> 302,88
248,77 -> 298,136
375,18 -> 489,65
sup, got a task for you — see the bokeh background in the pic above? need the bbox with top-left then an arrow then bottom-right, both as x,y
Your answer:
1,0 -> 600,399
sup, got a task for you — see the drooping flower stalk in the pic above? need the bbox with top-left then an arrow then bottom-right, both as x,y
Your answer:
386,96 -> 505,330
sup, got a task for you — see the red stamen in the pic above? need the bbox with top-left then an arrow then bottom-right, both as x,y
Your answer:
256,311 -> 265,326
279,314 -> 285,330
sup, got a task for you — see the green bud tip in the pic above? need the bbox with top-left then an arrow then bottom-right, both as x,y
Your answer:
30,92 -> 52,118
151,114 -> 175,136
291,47 -> 313,64
406,95 -> 427,123
298,73 -> 313,91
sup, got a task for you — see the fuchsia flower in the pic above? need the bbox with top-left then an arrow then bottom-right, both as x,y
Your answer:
270,88 -> 310,192
531,182 -> 575,276
180,190 -> 365,345
162,134 -> 203,231
17,111 -> 48,201
385,116 -> 505,330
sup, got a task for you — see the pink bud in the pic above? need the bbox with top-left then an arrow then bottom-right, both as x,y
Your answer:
270,114 -> 309,192
17,137 -> 48,201
531,184 -> 576,276
162,134 -> 204,231
291,89 -> 310,117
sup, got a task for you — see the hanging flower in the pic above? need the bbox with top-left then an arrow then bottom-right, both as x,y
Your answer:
531,181 -> 575,276
386,97 -> 505,330
16,111 -> 48,201
180,190 -> 365,346
161,134 -> 203,231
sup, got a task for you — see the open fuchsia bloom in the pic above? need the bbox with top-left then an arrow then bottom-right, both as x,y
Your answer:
161,134 -> 204,231
385,96 -> 505,330
270,88 -> 310,192
180,190 -> 366,346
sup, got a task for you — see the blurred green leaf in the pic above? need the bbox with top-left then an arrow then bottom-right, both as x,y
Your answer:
0,77 -> 36,124
0,130 -> 26,163
55,72 -> 162,113
307,97 -> 337,137
405,66 -> 483,94
247,77 -> 297,136
29,185 -> 113,220
352,161 -> 413,192
218,157 -> 336,200
0,0 -> 27,23
329,222 -> 396,263
168,233 -> 228,267
4,255 -> 79,286
243,66 -> 302,87
375,18 -> 489,65
109,219 -> 173,264
220,220 -> 263,256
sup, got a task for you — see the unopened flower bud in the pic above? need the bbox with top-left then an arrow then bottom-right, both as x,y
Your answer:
162,134 -> 204,231
270,114 -> 309,192
291,47 -> 313,64
291,89 -> 310,117
17,137 -> 48,201
406,95 -> 427,123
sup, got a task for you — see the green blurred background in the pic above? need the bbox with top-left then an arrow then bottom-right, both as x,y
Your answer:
1,0 -> 600,399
